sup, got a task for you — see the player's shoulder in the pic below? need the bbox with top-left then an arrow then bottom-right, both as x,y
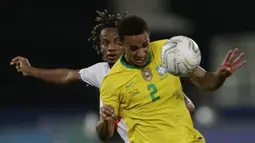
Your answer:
149,39 -> 168,61
92,62 -> 110,69
79,62 -> 110,78
83,62 -> 109,72
101,59 -> 130,89
150,39 -> 168,48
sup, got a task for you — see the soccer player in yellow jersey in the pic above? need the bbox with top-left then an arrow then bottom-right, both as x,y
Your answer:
100,15 -> 246,143
10,10 -> 195,142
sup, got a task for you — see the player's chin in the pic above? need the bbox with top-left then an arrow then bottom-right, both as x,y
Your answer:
106,59 -> 118,64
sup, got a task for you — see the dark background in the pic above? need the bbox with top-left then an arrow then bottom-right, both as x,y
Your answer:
1,0 -> 255,142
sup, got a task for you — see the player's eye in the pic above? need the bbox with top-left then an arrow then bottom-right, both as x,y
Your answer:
142,42 -> 149,48
129,46 -> 139,51
102,40 -> 109,46
116,41 -> 122,45
114,38 -> 122,45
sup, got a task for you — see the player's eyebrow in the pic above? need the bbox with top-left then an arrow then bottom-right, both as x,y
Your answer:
142,40 -> 149,47
128,39 -> 149,49
129,45 -> 139,50
101,38 -> 110,42
113,36 -> 120,41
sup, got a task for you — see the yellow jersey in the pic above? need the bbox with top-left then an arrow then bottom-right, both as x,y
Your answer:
100,39 -> 205,143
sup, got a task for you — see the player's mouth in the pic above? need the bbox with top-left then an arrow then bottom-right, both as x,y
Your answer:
135,57 -> 147,64
107,53 -> 118,60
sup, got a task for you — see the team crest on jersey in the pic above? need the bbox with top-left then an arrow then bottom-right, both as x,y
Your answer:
156,65 -> 167,76
141,68 -> 153,81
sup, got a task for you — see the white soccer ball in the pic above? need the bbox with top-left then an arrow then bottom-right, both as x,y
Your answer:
161,35 -> 201,77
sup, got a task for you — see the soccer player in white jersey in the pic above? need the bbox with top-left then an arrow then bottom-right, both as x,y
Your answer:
10,10 -> 195,142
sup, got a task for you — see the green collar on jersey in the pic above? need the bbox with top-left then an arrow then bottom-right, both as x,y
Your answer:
120,52 -> 152,69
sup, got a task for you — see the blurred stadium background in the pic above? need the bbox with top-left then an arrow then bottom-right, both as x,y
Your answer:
1,0 -> 255,142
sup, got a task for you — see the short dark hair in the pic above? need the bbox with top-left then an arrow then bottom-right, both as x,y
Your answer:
118,15 -> 149,41
88,10 -> 127,54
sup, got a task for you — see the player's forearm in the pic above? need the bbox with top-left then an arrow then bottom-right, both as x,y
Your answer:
189,67 -> 226,91
96,119 -> 115,141
191,71 -> 225,91
24,67 -> 78,84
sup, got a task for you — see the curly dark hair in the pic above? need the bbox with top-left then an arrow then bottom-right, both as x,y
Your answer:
88,10 -> 128,54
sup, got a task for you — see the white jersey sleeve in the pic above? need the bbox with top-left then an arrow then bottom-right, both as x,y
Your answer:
78,62 -> 110,88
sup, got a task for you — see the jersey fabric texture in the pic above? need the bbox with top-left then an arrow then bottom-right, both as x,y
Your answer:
100,39 -> 205,143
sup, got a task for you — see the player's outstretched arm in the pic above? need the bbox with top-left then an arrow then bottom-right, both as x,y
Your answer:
189,48 -> 246,91
97,104 -> 115,141
99,76 -> 120,141
10,56 -> 80,84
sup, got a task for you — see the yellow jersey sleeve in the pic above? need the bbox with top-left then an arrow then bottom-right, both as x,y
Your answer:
100,76 -> 120,117
150,39 -> 168,61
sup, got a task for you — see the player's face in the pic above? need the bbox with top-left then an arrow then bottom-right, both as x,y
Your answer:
100,28 -> 123,64
122,32 -> 150,67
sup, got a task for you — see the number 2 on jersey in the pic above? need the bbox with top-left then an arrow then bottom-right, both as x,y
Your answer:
147,83 -> 160,102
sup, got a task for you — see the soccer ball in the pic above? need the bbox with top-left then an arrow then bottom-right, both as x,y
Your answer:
161,35 -> 201,77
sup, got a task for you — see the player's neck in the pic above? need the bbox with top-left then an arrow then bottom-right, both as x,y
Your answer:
108,63 -> 114,69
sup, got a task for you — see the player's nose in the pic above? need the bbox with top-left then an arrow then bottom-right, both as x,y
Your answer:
137,49 -> 148,58
107,44 -> 116,52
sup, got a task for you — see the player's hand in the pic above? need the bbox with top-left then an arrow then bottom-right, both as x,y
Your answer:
100,104 -> 115,121
185,101 -> 195,112
216,48 -> 247,78
10,56 -> 31,76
